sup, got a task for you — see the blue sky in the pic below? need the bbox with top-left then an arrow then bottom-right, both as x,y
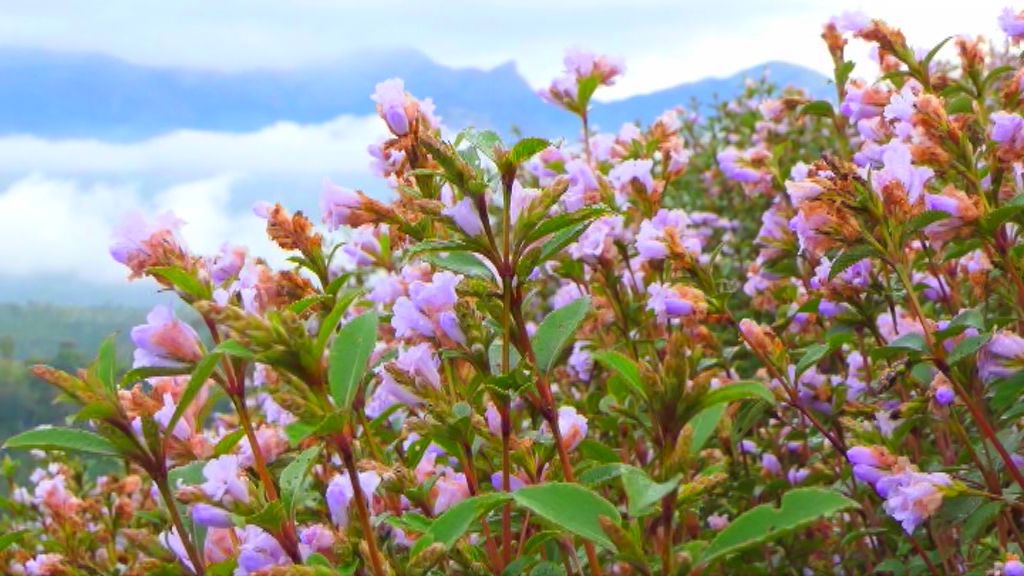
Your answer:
0,0 -> 1012,297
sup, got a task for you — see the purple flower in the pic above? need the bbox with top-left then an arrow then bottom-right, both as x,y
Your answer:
717,147 -> 768,183
761,453 -> 783,476
991,111 -> 1024,147
207,243 -> 247,285
298,524 -> 336,561
485,403 -> 502,437
567,341 -> 593,381
159,528 -> 194,572
830,11 -> 871,33
979,331 -> 1024,382
562,159 -> 600,212
511,181 -> 540,223
871,142 -> 934,204
392,272 -> 466,344
339,225 -> 383,268
237,525 -> 291,574
443,197 -> 484,237
326,471 -> 382,527
552,283 -> 586,310
646,282 -> 706,324
569,215 -> 625,261
371,78 -> 411,136
707,513 -> 730,531
840,82 -> 884,122
1006,559 -> 1024,576
432,470 -> 471,514
110,210 -> 187,275
201,455 -> 250,505
784,178 -> 823,206
190,503 -> 233,528
934,384 -> 955,406
1000,8 -> 1024,40
548,406 -> 588,452
608,159 -> 655,196
787,467 -> 810,485
490,472 -> 526,492
410,271 -> 461,313
877,467 -> 951,533
131,305 -> 203,369
395,343 -> 442,390
321,180 -> 364,230
635,209 -> 700,261
153,393 -> 191,440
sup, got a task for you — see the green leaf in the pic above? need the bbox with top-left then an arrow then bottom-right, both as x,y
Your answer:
238,501 -> 287,534
148,266 -> 210,300
213,339 -> 256,360
91,335 -> 119,396
422,251 -> 496,282
828,245 -> 876,280
799,100 -> 834,118
701,488 -> 859,565
280,445 -> 322,518
169,460 -> 207,487
3,426 -> 120,457
906,210 -> 951,235
688,404 -> 726,456
518,221 -> 593,278
509,137 -> 551,165
531,297 -> 590,374
511,482 -> 621,550
463,129 -> 504,163
213,429 -> 245,456
166,351 -> 222,440
945,95 -> 973,115
488,340 -> 522,374
795,344 -> 830,377
619,466 -> 681,517
591,350 -> 647,400
697,381 -> 774,411
947,334 -> 991,366
328,311 -> 379,410
0,530 -> 27,552
410,493 -> 511,558
315,289 -> 364,358
522,206 -> 609,247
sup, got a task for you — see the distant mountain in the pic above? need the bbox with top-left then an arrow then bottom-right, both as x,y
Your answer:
0,48 -> 831,141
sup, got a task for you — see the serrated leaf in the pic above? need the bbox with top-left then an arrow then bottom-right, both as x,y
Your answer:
531,297 -> 590,374
828,245 -> 876,280
701,488 -> 859,565
328,311 -> 379,410
3,426 -> 120,457
512,482 -> 621,550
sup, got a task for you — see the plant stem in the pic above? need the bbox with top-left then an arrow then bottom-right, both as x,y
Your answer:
155,475 -> 205,576
339,439 -> 387,576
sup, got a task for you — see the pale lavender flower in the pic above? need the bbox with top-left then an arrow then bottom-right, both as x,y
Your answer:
339,225 -> 382,268
761,453 -> 783,476
432,470 -> 471,514
395,343 -> 442,390
485,403 -> 502,437
490,472 -> 526,492
201,455 -> 250,505
552,282 -> 586,309
1006,559 -> 1024,576
717,147 -> 767,183
569,215 -> 625,261
298,524 -> 336,561
567,341 -> 593,381
871,142 -> 934,204
646,282 -> 704,324
831,11 -> 871,33
372,78 -> 411,135
1000,8 -> 1024,40
635,208 -> 700,261
190,503 -> 233,528
877,466 -> 951,533
131,305 -> 203,369
153,393 -> 191,440
608,159 -> 655,196
787,467 -> 810,485
109,210 -> 186,270
160,528 -> 194,572
978,331 -> 1024,382
443,197 -> 484,237
321,180 -> 363,230
207,243 -> 247,285
563,158 -> 600,212
326,471 -> 382,528
546,406 -> 588,452
237,525 -> 291,574
707,513 -> 730,531
991,111 -> 1024,146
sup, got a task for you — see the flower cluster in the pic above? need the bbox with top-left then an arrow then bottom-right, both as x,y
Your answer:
8,8 -> 1024,575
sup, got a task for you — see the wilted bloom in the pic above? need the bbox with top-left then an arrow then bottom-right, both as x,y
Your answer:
110,210 -> 189,279
978,331 -> 1024,382
131,305 -> 203,369
201,455 -> 250,505
739,319 -> 784,359
326,471 -> 382,527
646,282 -> 707,323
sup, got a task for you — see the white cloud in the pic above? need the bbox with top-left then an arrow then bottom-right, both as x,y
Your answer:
0,115 -> 386,177
0,173 -> 283,284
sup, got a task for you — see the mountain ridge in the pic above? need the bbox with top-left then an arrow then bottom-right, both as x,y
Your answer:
0,47 -> 831,141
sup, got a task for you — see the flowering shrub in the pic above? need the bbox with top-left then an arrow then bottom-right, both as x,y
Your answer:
13,10 -> 1024,576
